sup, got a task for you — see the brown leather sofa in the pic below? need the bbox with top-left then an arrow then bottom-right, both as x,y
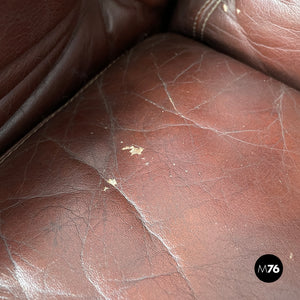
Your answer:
1,1 -> 299,299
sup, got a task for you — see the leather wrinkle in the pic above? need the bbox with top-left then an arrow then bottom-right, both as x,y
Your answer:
0,5 -> 77,113
0,27 -> 71,109
76,136 -> 195,295
0,0 -> 168,154
0,1 -> 79,72
0,53 -> 127,167
24,127 -> 198,298
97,75 -> 198,298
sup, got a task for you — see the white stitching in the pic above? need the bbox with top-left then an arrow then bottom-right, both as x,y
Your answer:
192,0 -> 214,38
200,0 -> 222,40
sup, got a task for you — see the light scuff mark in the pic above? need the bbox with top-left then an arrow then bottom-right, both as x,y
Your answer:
122,145 -> 144,156
103,186 -> 109,192
107,179 -> 117,187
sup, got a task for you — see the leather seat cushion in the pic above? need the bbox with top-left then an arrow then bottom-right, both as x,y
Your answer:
1,33 -> 299,299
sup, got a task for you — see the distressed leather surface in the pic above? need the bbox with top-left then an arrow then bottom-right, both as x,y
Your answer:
1,34 -> 299,299
0,0 -> 168,154
171,0 -> 300,90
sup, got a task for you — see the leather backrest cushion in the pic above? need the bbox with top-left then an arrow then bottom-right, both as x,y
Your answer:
0,0 -> 169,154
171,0 -> 300,90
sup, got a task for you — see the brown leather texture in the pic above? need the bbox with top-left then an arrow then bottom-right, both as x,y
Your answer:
0,0 -> 168,154
1,34 -> 299,299
170,0 -> 300,90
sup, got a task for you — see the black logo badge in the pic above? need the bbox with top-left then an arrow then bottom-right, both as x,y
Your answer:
254,254 -> 283,283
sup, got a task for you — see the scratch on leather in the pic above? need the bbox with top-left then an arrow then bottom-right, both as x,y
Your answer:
109,185 -> 197,299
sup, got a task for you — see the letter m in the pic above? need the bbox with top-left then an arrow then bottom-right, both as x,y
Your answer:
258,265 -> 268,273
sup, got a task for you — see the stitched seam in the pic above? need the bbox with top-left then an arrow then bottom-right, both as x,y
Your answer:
200,0 -> 222,40
0,53 -> 126,166
192,0 -> 214,38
